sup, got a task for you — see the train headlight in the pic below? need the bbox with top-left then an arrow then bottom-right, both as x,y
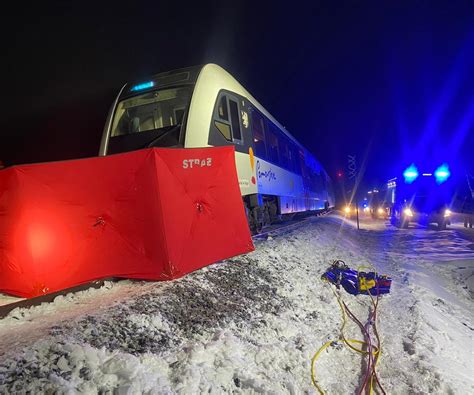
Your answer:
444,209 -> 452,218
344,206 -> 351,214
377,208 -> 384,214
403,208 -> 414,217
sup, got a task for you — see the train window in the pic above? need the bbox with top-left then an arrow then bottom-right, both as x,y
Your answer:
279,140 -> 289,170
111,86 -> 192,137
288,145 -> 297,173
218,95 -> 229,121
299,151 -> 307,179
174,107 -> 185,124
229,99 -> 242,142
212,92 -> 244,145
251,109 -> 267,159
214,120 -> 232,141
289,146 -> 297,172
266,124 -> 279,163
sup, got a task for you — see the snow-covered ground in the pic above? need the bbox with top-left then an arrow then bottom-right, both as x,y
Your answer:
0,214 -> 473,393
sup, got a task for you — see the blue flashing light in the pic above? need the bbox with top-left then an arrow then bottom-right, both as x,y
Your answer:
434,164 -> 451,184
130,81 -> 154,92
403,164 -> 419,184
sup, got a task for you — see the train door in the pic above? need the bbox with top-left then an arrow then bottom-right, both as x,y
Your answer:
208,91 -> 252,154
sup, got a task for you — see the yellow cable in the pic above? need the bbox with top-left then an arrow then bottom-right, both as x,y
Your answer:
361,266 -> 385,395
332,286 -> 375,354
367,288 -> 383,395
311,339 -> 334,394
311,338 -> 378,394
356,265 -> 386,395
311,283 -> 380,394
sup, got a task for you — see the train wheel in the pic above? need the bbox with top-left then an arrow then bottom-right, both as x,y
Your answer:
244,203 -> 256,234
263,205 -> 271,227
253,207 -> 263,234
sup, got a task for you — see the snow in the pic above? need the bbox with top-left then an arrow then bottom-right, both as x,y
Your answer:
0,293 -> 23,307
0,214 -> 473,393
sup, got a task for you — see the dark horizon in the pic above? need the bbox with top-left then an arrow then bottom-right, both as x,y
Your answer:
1,2 -> 473,187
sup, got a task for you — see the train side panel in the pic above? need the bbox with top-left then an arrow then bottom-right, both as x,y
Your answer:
186,64 -> 333,211
234,151 -> 258,196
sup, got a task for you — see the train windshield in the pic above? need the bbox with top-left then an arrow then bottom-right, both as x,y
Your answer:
108,86 -> 193,153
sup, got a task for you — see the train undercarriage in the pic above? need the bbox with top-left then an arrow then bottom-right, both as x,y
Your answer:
244,194 -> 328,234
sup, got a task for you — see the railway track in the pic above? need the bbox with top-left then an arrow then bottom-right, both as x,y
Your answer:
253,209 -> 330,239
0,280 -> 108,319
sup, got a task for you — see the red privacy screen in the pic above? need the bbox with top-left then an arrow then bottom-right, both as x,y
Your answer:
0,147 -> 254,298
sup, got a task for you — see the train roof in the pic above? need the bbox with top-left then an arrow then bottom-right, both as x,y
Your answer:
120,65 -> 204,98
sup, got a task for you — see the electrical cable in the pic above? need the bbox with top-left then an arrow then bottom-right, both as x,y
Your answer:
311,264 -> 387,395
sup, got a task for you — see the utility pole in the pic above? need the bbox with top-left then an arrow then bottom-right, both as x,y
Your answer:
347,154 -> 360,230
467,172 -> 474,198
356,201 -> 360,230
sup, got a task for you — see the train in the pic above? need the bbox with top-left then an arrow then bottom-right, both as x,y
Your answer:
99,64 -> 334,232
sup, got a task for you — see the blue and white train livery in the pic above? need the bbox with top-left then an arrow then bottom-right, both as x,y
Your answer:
99,64 -> 334,231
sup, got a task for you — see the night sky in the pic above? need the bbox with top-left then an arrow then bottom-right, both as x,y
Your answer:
1,1 -> 473,188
